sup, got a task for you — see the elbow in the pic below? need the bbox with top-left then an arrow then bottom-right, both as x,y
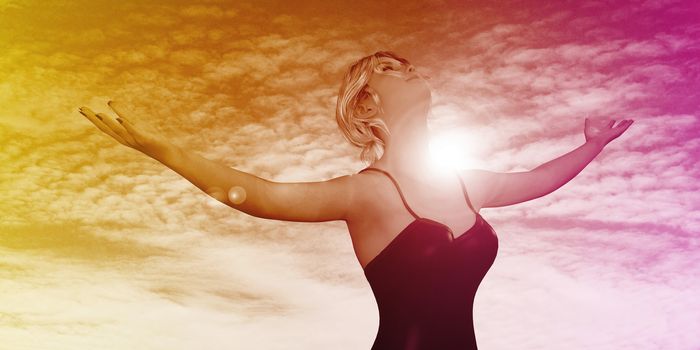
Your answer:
205,186 -> 229,204
210,181 -> 272,219
249,180 -> 279,219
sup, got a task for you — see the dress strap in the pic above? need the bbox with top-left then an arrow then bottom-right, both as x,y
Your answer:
455,170 -> 477,214
358,167 -> 421,219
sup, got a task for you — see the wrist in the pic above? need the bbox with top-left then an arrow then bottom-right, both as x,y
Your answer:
585,137 -> 606,150
149,142 -> 182,164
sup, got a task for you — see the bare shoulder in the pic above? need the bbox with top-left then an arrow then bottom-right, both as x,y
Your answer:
344,170 -> 385,223
457,168 -> 495,211
459,168 -> 496,185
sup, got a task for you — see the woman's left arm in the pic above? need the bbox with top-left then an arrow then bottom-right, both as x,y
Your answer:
474,118 -> 634,208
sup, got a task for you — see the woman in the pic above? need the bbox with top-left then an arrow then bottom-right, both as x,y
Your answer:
79,51 -> 633,349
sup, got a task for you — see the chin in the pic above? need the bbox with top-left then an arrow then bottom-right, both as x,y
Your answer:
414,83 -> 432,105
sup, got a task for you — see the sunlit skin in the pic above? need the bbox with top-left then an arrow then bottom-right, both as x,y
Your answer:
78,54 -> 633,270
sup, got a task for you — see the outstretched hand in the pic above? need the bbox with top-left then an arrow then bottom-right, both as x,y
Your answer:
584,117 -> 634,147
78,101 -> 173,159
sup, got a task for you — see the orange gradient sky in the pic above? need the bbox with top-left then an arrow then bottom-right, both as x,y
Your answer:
1,1 -> 699,349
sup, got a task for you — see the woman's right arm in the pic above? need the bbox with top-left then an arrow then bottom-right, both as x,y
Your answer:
157,144 -> 353,222
79,101 -> 353,223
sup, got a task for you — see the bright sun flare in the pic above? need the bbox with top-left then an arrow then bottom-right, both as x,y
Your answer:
428,131 -> 481,171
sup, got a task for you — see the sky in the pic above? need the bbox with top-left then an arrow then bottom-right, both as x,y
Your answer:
1,0 -> 699,349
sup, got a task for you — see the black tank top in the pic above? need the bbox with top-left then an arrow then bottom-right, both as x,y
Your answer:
358,167 -> 499,350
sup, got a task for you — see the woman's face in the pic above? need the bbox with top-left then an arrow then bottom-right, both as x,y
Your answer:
361,56 -> 431,120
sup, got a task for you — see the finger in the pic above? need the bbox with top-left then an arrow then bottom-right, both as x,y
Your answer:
613,119 -> 631,128
80,107 -> 129,146
612,120 -> 634,137
107,100 -> 134,124
97,112 -> 138,146
619,119 -> 634,130
117,117 -> 145,148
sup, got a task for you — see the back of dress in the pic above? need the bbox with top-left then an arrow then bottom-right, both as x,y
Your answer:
359,167 -> 499,350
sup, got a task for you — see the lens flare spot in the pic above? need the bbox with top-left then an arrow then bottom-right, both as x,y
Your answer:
228,186 -> 247,205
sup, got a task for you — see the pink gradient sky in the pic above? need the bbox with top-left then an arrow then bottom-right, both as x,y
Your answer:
1,0 -> 699,349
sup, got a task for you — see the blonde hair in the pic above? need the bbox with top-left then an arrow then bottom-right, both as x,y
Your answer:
335,51 -> 413,164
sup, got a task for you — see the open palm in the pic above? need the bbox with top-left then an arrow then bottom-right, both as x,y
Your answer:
78,101 -> 172,158
584,117 -> 634,146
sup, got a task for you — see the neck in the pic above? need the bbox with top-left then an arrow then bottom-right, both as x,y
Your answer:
370,110 -> 450,183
